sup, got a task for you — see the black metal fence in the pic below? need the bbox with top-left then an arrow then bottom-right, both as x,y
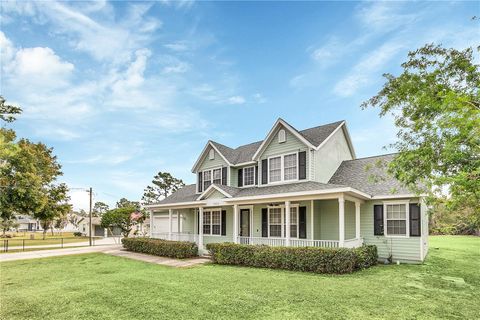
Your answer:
0,236 -> 104,253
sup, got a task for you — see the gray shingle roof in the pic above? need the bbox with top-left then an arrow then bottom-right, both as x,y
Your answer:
328,154 -> 411,196
210,120 -> 343,165
154,181 -> 347,205
155,184 -> 198,204
299,120 -> 344,146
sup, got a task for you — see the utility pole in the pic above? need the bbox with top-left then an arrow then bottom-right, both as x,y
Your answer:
88,187 -> 93,246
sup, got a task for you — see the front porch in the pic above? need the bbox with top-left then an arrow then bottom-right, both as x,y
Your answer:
150,192 -> 365,251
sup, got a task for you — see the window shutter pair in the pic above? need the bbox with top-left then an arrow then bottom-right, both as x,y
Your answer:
221,167 -> 227,185
198,172 -> 203,193
373,204 -> 421,237
298,151 -> 307,180
261,159 -> 268,184
221,210 -> 227,236
238,168 -> 243,187
261,208 -> 268,237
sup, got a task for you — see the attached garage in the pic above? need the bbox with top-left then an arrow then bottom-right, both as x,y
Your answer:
152,215 -> 178,234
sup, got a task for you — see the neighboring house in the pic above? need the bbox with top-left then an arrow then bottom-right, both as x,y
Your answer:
146,119 -> 429,263
15,215 -> 42,232
78,217 -> 148,237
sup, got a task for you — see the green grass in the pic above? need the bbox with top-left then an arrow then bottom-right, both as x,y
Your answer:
1,236 -> 479,319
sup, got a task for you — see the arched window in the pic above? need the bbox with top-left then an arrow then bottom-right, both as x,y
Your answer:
209,148 -> 215,160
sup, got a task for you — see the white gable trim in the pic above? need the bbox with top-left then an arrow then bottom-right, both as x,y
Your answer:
191,141 -> 233,173
252,118 -> 316,160
196,184 -> 233,201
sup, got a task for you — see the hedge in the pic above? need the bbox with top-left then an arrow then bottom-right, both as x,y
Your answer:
206,243 -> 377,274
122,238 -> 198,259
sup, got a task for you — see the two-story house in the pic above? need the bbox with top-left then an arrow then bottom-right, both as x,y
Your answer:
146,119 -> 429,263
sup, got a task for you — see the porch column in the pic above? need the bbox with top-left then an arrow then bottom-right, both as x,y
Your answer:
177,211 -> 181,233
338,196 -> 345,247
285,201 -> 291,246
149,211 -> 153,238
233,204 -> 239,243
168,209 -> 173,240
355,202 -> 361,239
198,207 -> 204,250
310,200 -> 314,240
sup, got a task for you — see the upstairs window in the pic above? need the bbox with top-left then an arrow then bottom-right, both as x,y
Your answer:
278,129 -> 286,143
203,170 -> 212,190
243,166 -> 255,186
268,153 -> 298,183
213,168 -> 222,185
269,157 -> 281,183
284,153 -> 297,181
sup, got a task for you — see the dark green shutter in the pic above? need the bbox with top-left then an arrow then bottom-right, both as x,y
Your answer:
409,203 -> 421,236
299,206 -> 307,239
221,167 -> 227,185
298,151 -> 307,180
198,172 -> 203,193
196,210 -> 199,234
374,205 -> 384,236
221,210 -> 227,236
261,159 -> 268,184
261,208 -> 268,237
238,168 -> 243,187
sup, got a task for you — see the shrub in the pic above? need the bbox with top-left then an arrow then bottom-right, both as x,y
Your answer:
73,232 -> 83,237
122,237 -> 198,259
206,243 -> 377,274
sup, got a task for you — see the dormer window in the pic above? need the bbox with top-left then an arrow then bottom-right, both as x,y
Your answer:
209,149 -> 215,160
278,129 -> 286,143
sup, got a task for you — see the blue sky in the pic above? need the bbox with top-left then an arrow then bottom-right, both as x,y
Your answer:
1,1 -> 478,209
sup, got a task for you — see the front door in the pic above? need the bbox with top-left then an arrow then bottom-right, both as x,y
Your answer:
240,209 -> 250,237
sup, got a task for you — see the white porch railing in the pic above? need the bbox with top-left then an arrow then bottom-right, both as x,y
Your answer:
238,236 -> 286,247
151,232 -> 198,243
343,237 -> 364,248
290,239 -> 339,248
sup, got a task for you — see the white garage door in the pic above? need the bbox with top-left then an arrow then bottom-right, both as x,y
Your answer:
153,216 -> 178,234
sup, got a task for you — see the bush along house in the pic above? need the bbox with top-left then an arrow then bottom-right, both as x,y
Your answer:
146,118 -> 429,263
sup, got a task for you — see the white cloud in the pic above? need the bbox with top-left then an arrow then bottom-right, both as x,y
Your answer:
164,41 -> 189,52
356,2 -> 418,33
162,61 -> 190,74
227,95 -> 246,105
334,41 -> 405,97
253,93 -> 267,104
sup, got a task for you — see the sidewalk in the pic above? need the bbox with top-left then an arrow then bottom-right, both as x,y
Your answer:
103,248 -> 211,268
0,244 -> 122,262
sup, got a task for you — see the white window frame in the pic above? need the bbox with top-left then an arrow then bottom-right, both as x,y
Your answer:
242,166 -> 255,187
203,209 -> 222,236
212,168 -> 222,185
203,166 -> 222,190
383,200 -> 410,238
267,152 -> 299,184
267,204 -> 299,238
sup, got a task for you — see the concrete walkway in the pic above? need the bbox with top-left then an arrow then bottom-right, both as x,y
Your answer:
103,248 -> 211,268
0,244 -> 122,262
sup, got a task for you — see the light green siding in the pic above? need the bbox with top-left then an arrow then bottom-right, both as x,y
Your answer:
345,201 -> 356,240
259,125 -> 309,181
180,209 -> 195,233
197,146 -> 228,172
202,206 -> 234,244
230,167 -> 238,187
360,199 -> 422,262
205,190 -> 226,199
251,201 -> 313,238
314,127 -> 353,183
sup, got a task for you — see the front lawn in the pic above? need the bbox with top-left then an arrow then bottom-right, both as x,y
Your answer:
1,236 -> 479,319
